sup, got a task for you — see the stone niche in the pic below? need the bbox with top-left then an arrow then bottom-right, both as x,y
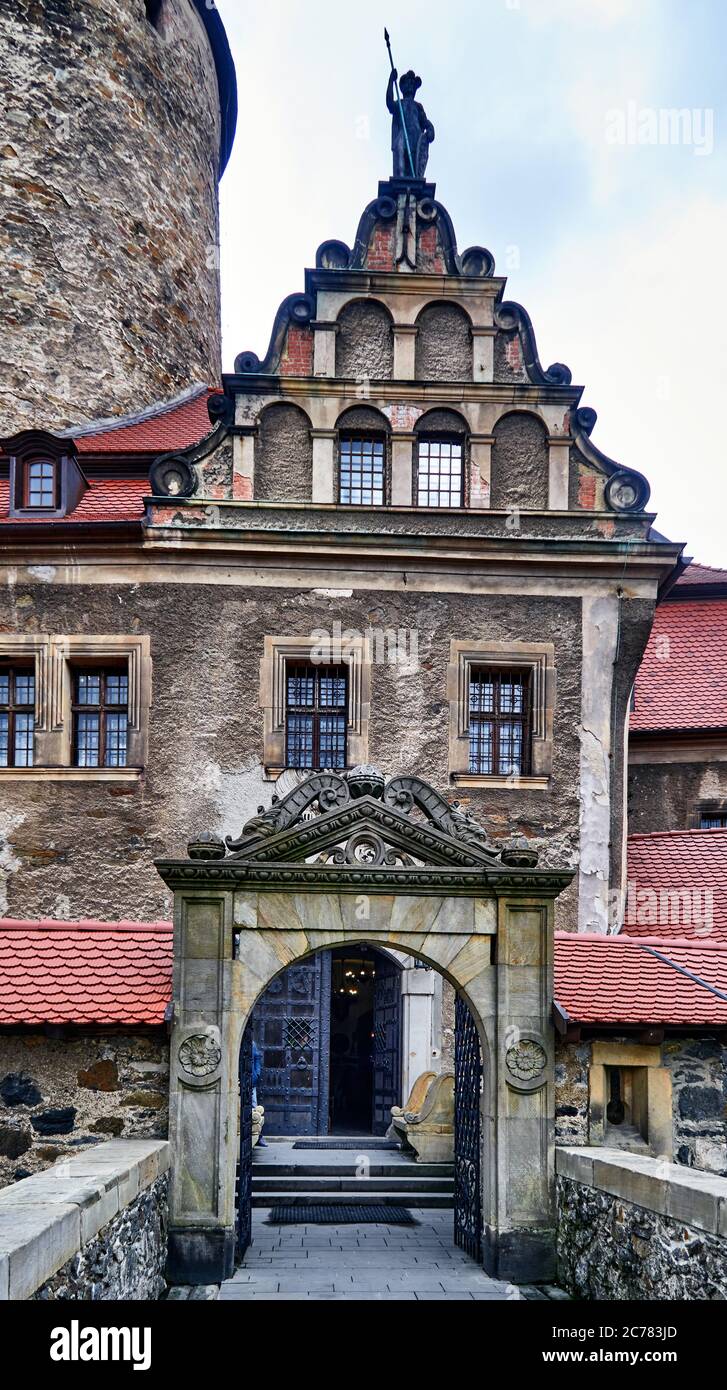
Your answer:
335,299 -> 394,380
255,402 -> 313,502
490,411 -> 549,512
415,302 -> 472,381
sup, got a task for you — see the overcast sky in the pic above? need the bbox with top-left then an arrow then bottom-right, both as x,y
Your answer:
215,0 -> 726,565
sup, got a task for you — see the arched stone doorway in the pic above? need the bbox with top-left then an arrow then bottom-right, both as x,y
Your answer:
250,942 -> 405,1136
156,768 -> 573,1286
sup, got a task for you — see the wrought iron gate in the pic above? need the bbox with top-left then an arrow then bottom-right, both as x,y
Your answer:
236,1024 -> 253,1262
453,993 -> 482,1262
372,951 -> 402,1134
250,952 -> 331,1134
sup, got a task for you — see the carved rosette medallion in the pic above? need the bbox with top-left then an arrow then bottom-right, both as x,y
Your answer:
178,1033 -> 222,1078
505,1039 -> 547,1089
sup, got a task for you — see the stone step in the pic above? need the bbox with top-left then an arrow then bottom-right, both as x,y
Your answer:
252,1190 -> 454,1209
252,1175 -> 453,1195
251,1163 -> 454,1180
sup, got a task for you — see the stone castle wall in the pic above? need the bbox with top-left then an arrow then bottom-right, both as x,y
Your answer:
0,579 -> 584,928
555,1037 -> 727,1176
628,758 -> 727,833
0,0 -> 222,434
0,1031 -> 169,1189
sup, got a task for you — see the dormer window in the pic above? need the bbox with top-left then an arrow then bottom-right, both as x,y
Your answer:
3,429 -> 87,520
24,458 -> 57,510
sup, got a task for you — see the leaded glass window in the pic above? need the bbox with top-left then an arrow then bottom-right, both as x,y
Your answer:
339,436 -> 385,506
285,663 -> 347,770
72,669 -> 129,768
0,667 -> 35,767
417,437 -> 463,507
468,669 -> 531,776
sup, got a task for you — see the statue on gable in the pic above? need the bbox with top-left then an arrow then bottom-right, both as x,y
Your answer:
386,68 -> 435,179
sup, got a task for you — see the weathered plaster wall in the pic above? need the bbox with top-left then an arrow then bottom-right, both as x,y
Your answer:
628,759 -> 727,833
557,1173 -> 727,1300
0,1032 -> 169,1189
490,412 -> 549,511
0,582 -> 583,929
0,0 -> 222,433
33,1173 -> 168,1301
335,300 -> 393,380
255,404 -> 312,502
415,304 -> 472,381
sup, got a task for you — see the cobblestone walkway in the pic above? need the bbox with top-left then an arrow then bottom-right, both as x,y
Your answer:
219,1209 -> 525,1301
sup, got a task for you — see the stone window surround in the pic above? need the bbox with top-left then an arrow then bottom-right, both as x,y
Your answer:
0,634 -> 151,780
587,1040 -> 673,1159
447,638 -> 555,789
260,633 -> 371,779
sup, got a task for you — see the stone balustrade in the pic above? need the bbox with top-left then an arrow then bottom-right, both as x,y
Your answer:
0,1138 -> 169,1301
556,1146 -> 727,1300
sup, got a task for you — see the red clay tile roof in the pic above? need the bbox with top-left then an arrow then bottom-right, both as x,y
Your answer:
624,828 -> 727,942
630,597 -> 727,732
675,562 -> 727,588
74,385 -> 216,455
2,917 -> 726,1029
554,931 -> 727,1026
0,920 -> 172,1026
0,477 -> 148,526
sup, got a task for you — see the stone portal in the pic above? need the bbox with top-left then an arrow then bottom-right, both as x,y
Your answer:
156,769 -> 573,1284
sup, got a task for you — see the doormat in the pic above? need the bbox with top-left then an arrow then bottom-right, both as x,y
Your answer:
266,1204 -> 417,1225
291,1140 -> 399,1150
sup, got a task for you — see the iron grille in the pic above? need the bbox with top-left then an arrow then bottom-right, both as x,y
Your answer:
453,993 -> 482,1263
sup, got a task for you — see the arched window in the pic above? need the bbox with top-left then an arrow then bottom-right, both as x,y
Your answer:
414,409 -> 468,508
337,407 -> 389,506
24,459 -> 57,509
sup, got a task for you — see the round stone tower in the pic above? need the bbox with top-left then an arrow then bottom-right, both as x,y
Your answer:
0,0 -> 237,433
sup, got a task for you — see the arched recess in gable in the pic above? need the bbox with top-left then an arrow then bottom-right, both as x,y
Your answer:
335,299 -> 394,380
490,410 -> 549,512
415,301 -> 473,382
255,402 -> 312,502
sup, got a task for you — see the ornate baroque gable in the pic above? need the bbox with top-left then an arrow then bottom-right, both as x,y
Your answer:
157,766 -> 574,896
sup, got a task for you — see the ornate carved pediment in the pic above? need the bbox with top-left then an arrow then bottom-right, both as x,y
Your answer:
187,767 -> 538,878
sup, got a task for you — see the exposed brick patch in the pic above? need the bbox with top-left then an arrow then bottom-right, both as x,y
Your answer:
280,325 -> 314,376
366,223 -> 396,271
504,336 -> 523,372
418,224 -> 446,273
577,472 -> 598,509
232,472 -> 253,500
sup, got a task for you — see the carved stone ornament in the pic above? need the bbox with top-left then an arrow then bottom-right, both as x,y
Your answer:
505,1039 -> 547,1086
178,1033 -> 222,1077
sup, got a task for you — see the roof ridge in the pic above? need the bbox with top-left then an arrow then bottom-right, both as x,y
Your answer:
637,941 -> 727,1005
627,827 -> 727,841
59,383 -> 214,441
555,930 -> 727,950
0,919 -> 173,932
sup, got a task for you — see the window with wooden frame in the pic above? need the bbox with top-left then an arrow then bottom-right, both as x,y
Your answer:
285,663 -> 348,770
72,667 -> 129,768
468,668 -> 532,776
0,666 -> 35,767
23,458 -> 58,510
700,811 -> 727,829
339,435 -> 386,506
416,436 -> 463,508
